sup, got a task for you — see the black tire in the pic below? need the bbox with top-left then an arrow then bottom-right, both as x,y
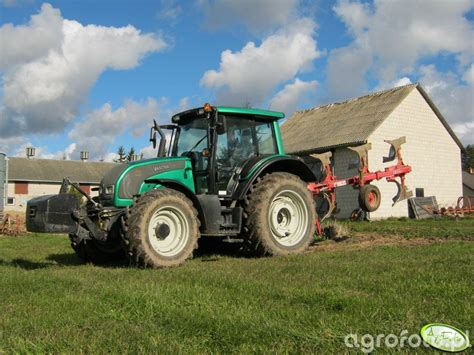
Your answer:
122,189 -> 200,268
350,208 -> 368,221
359,184 -> 381,212
242,172 -> 316,256
69,222 -> 125,264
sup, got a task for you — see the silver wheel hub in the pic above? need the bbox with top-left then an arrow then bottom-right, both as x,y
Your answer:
147,206 -> 189,257
268,190 -> 309,247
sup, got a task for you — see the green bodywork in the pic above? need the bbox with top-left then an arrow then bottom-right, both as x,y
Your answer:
111,157 -> 194,207
108,106 -> 286,207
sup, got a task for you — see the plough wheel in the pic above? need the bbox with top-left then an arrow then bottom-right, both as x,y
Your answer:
359,184 -> 381,212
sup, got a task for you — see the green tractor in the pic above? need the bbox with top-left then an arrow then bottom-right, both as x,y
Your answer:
26,104 -> 317,267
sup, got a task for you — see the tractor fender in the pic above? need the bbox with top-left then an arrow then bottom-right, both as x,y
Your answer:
232,155 -> 317,200
143,179 -> 207,232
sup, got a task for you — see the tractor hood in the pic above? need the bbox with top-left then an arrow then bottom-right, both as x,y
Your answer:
99,157 -> 192,207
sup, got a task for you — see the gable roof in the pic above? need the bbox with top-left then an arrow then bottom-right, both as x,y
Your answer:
8,157 -> 118,184
280,83 -> 464,154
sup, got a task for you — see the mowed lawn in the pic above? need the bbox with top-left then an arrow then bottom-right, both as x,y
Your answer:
0,220 -> 473,353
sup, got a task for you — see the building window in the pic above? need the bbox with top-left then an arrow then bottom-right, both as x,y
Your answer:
15,182 -> 28,194
415,188 -> 424,198
79,184 -> 91,195
7,197 -> 15,205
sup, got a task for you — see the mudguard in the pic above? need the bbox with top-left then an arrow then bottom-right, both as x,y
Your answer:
231,155 -> 316,200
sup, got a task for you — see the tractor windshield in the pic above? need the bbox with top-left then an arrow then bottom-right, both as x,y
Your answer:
175,117 -> 208,157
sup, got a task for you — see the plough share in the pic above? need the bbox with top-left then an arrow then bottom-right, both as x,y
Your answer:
307,137 -> 413,235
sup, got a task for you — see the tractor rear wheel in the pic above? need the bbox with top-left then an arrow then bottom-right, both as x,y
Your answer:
242,172 -> 316,256
69,222 -> 125,264
123,189 -> 200,268
359,184 -> 381,212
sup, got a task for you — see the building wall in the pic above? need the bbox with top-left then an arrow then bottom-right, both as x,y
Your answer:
367,89 -> 462,218
0,154 -> 5,213
4,182 -> 99,213
332,148 -> 360,218
313,89 -> 463,219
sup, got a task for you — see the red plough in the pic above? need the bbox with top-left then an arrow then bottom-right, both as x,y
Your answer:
306,137 -> 413,235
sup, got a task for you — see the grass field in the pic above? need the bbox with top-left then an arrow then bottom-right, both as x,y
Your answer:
0,220 -> 473,353
343,217 -> 474,238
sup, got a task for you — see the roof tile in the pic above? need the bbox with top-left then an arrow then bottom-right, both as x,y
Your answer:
8,158 -> 117,183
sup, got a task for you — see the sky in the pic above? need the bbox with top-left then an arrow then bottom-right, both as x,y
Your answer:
0,0 -> 473,161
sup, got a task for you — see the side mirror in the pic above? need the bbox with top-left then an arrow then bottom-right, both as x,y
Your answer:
149,127 -> 157,149
216,115 -> 227,135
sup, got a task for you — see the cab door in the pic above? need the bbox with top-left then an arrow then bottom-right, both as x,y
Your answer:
215,117 -> 278,195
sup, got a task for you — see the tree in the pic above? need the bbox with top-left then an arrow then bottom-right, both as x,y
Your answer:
127,147 -> 136,161
116,146 -> 126,163
242,100 -> 252,108
462,144 -> 474,171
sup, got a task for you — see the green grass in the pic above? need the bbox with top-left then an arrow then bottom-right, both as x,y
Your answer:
344,217 -> 474,238
0,232 -> 473,353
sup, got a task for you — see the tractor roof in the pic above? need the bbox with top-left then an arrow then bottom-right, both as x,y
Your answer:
216,106 -> 285,120
172,106 -> 284,123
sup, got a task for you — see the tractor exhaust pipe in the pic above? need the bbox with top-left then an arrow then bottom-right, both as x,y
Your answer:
151,120 -> 167,157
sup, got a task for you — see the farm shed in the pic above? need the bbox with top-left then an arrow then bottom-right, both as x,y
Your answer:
463,170 -> 474,196
281,84 -> 464,219
0,153 -> 6,219
4,157 -> 117,213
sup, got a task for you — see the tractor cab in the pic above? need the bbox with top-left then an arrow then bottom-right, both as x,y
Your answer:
150,104 -> 286,198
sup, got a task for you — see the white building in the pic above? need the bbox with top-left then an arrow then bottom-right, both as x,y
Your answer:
2,157 -> 116,215
281,84 -> 464,219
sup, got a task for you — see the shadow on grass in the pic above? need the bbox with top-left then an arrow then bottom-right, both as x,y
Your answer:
0,258 -> 53,270
0,252 -> 130,270
195,237 -> 253,261
0,238 -> 256,270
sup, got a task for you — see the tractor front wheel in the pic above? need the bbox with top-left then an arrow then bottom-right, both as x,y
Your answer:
123,189 -> 200,268
243,172 -> 316,256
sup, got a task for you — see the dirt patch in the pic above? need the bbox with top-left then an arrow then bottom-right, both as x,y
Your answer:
307,233 -> 472,253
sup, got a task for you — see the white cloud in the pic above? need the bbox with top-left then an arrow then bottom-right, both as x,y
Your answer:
178,97 -> 190,111
158,0 -> 182,21
463,64 -> 474,86
199,0 -> 299,33
419,64 -> 474,144
0,4 -> 166,139
101,152 -> 119,162
0,4 -> 62,70
201,18 -> 320,106
326,44 -> 372,100
327,0 -> 474,97
1,0 -> 31,8
0,136 -> 27,154
375,77 -> 413,91
12,141 -> 76,160
139,145 -> 157,160
68,98 -> 161,159
269,78 -> 317,115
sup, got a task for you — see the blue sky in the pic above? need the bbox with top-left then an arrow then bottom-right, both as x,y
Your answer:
0,0 -> 473,160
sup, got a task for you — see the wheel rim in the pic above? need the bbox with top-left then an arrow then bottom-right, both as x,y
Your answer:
268,190 -> 309,247
147,206 -> 190,257
368,190 -> 378,208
